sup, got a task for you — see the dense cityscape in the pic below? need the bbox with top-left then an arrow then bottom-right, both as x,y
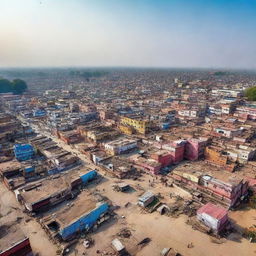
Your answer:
0,68 -> 256,256
2,0 -> 256,255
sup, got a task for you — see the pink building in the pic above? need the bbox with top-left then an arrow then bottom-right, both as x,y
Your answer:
151,150 -> 173,167
200,175 -> 249,207
133,157 -> 161,175
185,138 -> 208,161
197,203 -> 229,233
162,140 -> 186,164
236,106 -> 256,120
172,172 -> 249,208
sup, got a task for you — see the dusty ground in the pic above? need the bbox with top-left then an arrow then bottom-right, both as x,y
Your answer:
0,181 -> 58,256
2,128 -> 256,256
68,174 -> 256,256
2,159 -> 255,256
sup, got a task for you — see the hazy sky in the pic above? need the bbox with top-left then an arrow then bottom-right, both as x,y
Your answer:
1,0 -> 256,69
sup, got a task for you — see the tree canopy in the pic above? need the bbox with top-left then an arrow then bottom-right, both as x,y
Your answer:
245,86 -> 256,101
0,78 -> 28,94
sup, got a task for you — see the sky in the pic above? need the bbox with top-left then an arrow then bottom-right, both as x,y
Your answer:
0,0 -> 256,69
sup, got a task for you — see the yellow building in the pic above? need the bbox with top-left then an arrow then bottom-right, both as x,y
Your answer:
119,124 -> 133,135
87,130 -> 109,142
120,117 -> 149,134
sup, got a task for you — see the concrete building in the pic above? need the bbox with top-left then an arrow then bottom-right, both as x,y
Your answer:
151,150 -> 173,167
214,127 -> 242,138
14,144 -> 34,162
99,157 -> 136,179
184,138 -> 208,161
172,171 -> 249,208
197,203 -> 229,234
131,155 -> 161,175
162,140 -> 186,164
16,170 -> 96,213
58,130 -> 83,144
205,146 -> 236,172
0,227 -> 33,256
104,138 -> 137,155
120,116 -> 150,134
42,192 -> 109,241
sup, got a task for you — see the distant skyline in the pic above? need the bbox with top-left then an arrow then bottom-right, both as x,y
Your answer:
1,0 -> 256,69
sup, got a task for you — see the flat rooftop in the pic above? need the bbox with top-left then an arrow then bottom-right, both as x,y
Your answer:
49,191 -> 98,228
19,168 -> 89,204
0,221 -> 27,253
171,161 -> 244,184
0,160 -> 22,173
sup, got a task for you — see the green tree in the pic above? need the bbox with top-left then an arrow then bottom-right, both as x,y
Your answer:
11,79 -> 27,94
245,86 -> 256,101
0,79 -> 12,93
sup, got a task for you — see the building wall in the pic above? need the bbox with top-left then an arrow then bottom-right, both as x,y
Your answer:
59,203 -> 109,240
14,144 -> 34,161
197,212 -> 228,233
205,147 -> 227,166
134,160 -> 161,175
0,238 -> 33,256
151,153 -> 173,167
119,125 -> 133,135
171,145 -> 185,163
80,170 -> 97,184
121,117 -> 149,134
172,172 -> 248,207
185,139 -> 207,161
104,141 -> 137,155
205,147 -> 235,172
58,131 -> 82,144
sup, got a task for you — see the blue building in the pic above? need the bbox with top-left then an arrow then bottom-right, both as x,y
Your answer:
14,144 -> 35,161
24,165 -> 35,175
80,170 -> 97,184
33,109 -> 47,117
45,199 -> 109,241
161,122 -> 171,130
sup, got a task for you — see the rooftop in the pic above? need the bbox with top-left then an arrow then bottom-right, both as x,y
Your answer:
197,202 -> 228,220
0,221 -> 27,253
19,168 -> 88,204
0,160 -> 22,173
48,191 -> 98,228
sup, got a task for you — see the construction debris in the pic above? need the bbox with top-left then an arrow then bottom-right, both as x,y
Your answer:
168,198 -> 201,218
117,228 -> 132,239
244,226 -> 256,242
186,218 -> 211,234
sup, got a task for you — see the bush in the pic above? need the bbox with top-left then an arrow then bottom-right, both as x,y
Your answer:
245,86 -> 256,101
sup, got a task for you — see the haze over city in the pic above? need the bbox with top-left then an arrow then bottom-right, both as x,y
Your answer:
1,1 -> 256,256
1,0 -> 256,69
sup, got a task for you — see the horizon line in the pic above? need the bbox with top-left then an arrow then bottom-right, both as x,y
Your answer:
0,65 -> 256,72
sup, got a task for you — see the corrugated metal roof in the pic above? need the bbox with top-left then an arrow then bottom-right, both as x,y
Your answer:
112,238 -> 125,252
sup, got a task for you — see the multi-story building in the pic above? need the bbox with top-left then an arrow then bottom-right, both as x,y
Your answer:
14,144 -> 34,162
104,138 -> 137,155
172,171 -> 249,208
120,116 -> 150,134
184,138 -> 208,161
